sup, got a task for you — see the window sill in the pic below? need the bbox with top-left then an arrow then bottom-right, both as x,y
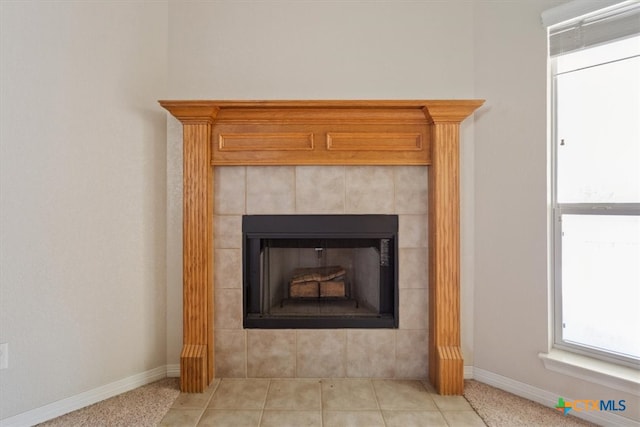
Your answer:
539,349 -> 640,396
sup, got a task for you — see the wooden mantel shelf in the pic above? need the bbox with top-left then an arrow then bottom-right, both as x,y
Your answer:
160,99 -> 484,394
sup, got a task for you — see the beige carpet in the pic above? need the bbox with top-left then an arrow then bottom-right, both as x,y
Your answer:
464,380 -> 598,427
37,378 -> 180,427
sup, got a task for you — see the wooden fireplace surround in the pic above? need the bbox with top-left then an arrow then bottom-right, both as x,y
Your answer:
160,100 -> 484,395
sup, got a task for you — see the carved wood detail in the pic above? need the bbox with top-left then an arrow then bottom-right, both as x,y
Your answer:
326,132 -> 422,151
210,112 -> 430,165
160,100 -> 483,394
219,133 -> 314,151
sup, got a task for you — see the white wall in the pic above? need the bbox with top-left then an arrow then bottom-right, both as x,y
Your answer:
0,1 -> 168,419
165,0 -> 477,368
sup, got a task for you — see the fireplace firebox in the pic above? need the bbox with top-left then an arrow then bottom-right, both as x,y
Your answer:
243,215 -> 398,329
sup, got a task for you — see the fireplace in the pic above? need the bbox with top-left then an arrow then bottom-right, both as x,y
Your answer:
243,214 -> 398,328
159,99 -> 484,394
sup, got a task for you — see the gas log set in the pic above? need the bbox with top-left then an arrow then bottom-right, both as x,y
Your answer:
289,266 -> 347,299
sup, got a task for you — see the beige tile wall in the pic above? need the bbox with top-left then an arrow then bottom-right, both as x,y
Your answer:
213,166 -> 428,379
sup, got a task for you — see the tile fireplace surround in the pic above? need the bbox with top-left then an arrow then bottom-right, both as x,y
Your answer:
161,100 -> 483,395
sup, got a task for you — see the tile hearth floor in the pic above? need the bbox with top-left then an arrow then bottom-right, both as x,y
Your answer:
159,378 -> 486,427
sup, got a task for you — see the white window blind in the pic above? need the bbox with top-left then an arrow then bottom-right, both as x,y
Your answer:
543,0 -> 640,56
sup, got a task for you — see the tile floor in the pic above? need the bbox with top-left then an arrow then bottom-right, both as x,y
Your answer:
160,378 -> 486,426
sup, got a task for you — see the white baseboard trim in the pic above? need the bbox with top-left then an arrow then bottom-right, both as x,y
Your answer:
472,367 -> 638,427
0,366 -> 170,427
464,365 -> 474,379
166,363 -> 180,378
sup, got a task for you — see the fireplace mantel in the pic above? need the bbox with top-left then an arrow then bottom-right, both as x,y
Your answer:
160,99 -> 484,394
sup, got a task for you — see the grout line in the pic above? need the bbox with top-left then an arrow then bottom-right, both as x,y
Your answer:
343,330 -> 349,378
193,408 -> 205,427
243,166 -> 247,214
244,330 -> 248,378
369,378 -> 387,427
192,386 -> 212,427
342,165 -> 346,214
257,378 -> 271,426
320,378 -> 325,427
392,166 -> 397,212
293,166 -> 298,212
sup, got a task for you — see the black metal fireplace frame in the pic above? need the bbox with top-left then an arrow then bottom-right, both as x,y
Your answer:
242,214 -> 399,329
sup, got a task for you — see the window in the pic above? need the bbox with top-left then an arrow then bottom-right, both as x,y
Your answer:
548,2 -> 640,367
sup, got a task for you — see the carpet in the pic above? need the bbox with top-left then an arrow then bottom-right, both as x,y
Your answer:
464,380 -> 598,427
37,378 -> 180,427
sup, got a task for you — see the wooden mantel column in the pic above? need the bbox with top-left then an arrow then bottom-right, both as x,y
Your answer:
423,102 -> 483,395
161,103 -> 219,392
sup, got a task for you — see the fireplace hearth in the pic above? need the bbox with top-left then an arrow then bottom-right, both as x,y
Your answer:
243,215 -> 398,328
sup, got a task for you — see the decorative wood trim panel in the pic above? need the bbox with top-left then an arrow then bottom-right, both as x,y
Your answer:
159,100 -> 484,394
326,132 -> 422,151
219,133 -> 314,151
208,103 -> 434,166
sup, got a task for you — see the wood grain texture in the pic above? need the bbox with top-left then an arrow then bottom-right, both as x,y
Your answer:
219,133 -> 314,151
180,344 -> 207,393
436,346 -> 464,395
160,99 -> 482,111
211,118 -> 429,166
326,132 -> 422,151
428,122 -> 463,395
182,123 -> 214,392
160,100 -> 484,395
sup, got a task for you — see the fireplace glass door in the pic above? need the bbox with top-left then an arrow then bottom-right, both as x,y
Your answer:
242,215 -> 398,328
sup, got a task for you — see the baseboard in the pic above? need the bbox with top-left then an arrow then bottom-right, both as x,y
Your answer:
0,365 -> 170,427
464,365 -> 474,379
472,367 -> 638,427
166,363 -> 180,378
